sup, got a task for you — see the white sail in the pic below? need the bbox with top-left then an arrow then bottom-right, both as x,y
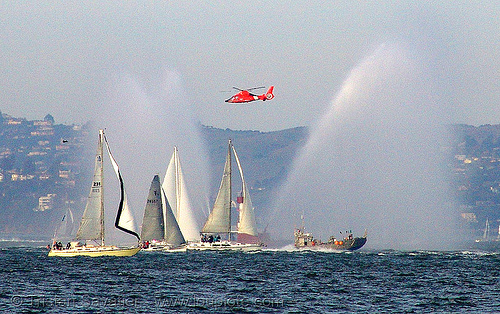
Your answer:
60,207 -> 75,236
104,134 -> 140,241
232,145 -> 258,237
188,140 -> 262,251
141,175 -> 165,242
161,187 -> 186,246
76,130 -> 104,242
201,141 -> 232,234
162,147 -> 199,241
49,129 -> 141,257
54,206 -> 75,242
483,218 -> 490,240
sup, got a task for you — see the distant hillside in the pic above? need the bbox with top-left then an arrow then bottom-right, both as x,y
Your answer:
451,124 -> 500,156
199,124 -> 500,237
4,111 -> 500,239
0,115 -> 309,238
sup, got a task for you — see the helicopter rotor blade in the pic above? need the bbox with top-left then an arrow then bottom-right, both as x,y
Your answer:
232,87 -> 244,91
247,86 -> 266,91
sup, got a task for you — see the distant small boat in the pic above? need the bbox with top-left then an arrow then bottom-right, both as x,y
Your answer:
473,218 -> 500,251
51,205 -> 75,243
187,140 -> 262,251
294,221 -> 367,251
48,130 -> 140,257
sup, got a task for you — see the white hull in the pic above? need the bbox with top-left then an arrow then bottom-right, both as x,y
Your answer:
163,245 -> 187,252
186,241 -> 262,252
48,246 -> 140,257
141,241 -> 187,252
141,245 -> 167,252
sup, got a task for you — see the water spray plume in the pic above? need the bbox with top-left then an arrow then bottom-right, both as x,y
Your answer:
271,43 -> 459,250
96,69 -> 210,244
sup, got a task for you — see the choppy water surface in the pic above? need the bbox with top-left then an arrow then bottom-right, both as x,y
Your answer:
0,248 -> 499,313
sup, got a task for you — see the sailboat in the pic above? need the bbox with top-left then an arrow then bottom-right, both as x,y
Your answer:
162,147 -> 199,242
140,175 -> 186,251
48,130 -> 141,257
52,204 -> 75,242
187,140 -> 262,251
473,218 -> 500,251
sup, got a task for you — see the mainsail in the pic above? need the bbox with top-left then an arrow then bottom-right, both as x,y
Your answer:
201,141 -> 232,235
140,175 -> 165,242
76,130 -> 105,243
162,147 -> 199,242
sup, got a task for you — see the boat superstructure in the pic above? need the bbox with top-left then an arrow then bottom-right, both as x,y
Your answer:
294,227 -> 367,251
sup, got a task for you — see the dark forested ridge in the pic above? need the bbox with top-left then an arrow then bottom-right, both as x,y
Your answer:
0,111 -> 499,239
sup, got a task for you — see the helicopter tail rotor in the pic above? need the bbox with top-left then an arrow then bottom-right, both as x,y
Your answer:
265,86 -> 274,100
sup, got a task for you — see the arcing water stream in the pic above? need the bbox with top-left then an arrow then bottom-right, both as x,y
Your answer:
271,43 -> 459,250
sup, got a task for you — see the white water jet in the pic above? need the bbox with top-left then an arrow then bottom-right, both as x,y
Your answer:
95,69 -> 209,244
271,43 -> 458,250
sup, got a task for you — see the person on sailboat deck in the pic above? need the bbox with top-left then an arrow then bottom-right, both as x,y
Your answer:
201,234 -> 219,243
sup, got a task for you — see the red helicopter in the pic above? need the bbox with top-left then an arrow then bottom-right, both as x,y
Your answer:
225,86 -> 274,103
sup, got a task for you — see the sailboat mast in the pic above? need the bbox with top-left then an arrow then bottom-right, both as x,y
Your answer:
483,218 -> 490,240
228,140 -> 232,241
99,130 -> 105,246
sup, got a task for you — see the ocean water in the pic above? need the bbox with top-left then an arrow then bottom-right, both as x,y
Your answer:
0,247 -> 499,313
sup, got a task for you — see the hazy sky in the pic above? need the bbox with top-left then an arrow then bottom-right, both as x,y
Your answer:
0,1 -> 498,131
